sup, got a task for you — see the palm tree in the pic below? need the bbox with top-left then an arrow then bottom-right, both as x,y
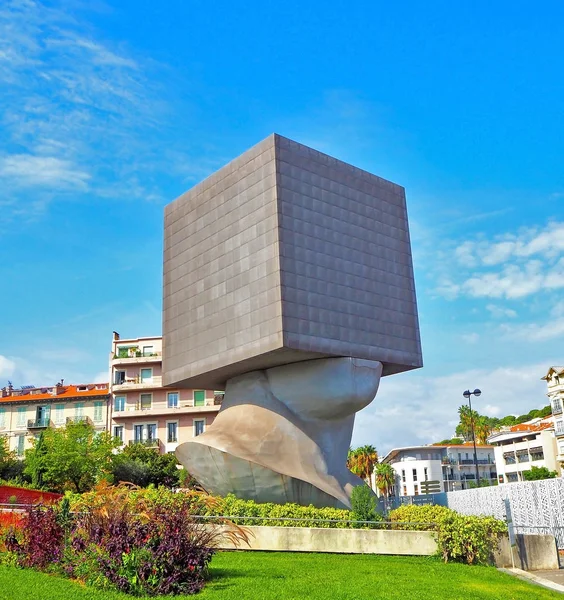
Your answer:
374,463 -> 395,498
347,445 -> 378,484
474,416 -> 493,445
457,405 -> 480,441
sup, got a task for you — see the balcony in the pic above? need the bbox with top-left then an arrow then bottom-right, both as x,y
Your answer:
113,401 -> 220,419
128,438 -> 160,449
66,416 -> 93,425
112,351 -> 162,366
113,376 -> 163,392
27,418 -> 52,429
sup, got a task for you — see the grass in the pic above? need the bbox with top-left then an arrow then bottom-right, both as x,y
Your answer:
0,553 -> 561,600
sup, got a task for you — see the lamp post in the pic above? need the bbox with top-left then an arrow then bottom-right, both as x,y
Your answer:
463,388 -> 482,486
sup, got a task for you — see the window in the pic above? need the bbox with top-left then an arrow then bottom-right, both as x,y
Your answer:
113,426 -> 124,444
117,347 -> 130,358
556,420 -> 564,436
17,434 -> 25,456
114,396 -> 125,412
412,468 -> 418,482
140,368 -> 152,383
507,473 -> 519,482
517,453 -> 529,463
0,408 -> 5,428
75,403 -> 84,418
167,392 -> 179,409
167,422 -> 178,443
194,419 -> 205,437
402,485 -> 407,496
530,450 -> 544,461
424,467 -> 428,480
140,394 -> 152,410
17,407 -> 26,427
414,484 -> 419,496
55,404 -> 65,424
401,469 -> 406,483
142,346 -> 154,356
114,370 -> 126,385
36,405 -> 50,425
94,402 -> 104,423
194,390 -> 206,407
553,398 -> 563,414
147,424 -> 157,441
134,425 -> 144,442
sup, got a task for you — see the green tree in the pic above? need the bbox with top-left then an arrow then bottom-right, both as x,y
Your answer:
350,484 -> 381,524
522,466 -> 558,481
0,435 -> 19,481
347,445 -> 378,484
374,463 -> 395,498
112,443 -> 182,488
25,421 -> 119,493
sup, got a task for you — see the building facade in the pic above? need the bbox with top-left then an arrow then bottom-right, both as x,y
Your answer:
0,382 -> 110,456
488,417 -> 561,483
109,333 -> 221,454
543,366 -> 564,467
382,444 -> 497,495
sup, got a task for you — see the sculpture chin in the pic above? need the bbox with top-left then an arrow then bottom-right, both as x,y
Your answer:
175,357 -> 382,509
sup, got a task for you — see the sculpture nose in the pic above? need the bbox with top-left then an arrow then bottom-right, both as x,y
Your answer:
266,357 -> 383,421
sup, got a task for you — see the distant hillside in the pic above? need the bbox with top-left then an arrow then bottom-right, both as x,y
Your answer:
434,404 -> 552,446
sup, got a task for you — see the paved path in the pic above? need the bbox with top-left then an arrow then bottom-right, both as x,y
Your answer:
534,569 -> 564,587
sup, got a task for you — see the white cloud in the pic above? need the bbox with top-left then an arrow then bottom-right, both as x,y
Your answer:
0,355 -> 16,379
486,304 -> 517,319
501,317 -> 564,343
455,222 -> 564,268
352,363 -> 548,455
0,154 -> 90,188
461,333 -> 479,344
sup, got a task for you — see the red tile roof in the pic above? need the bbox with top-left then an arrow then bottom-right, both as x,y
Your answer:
507,421 -> 553,433
0,384 -> 109,404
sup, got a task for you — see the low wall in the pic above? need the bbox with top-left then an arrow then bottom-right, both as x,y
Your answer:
0,485 -> 62,505
495,534 -> 560,571
218,526 -> 438,556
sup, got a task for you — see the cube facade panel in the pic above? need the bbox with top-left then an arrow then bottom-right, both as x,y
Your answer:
163,134 -> 422,389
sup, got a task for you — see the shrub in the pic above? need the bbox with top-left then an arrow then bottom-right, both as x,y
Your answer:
213,494 -> 354,528
350,484 -> 382,526
4,505 -> 64,570
388,504 -> 507,564
6,484 -> 249,596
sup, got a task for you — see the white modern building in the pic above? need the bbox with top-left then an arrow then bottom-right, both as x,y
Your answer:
488,417 -> 561,483
543,366 -> 564,467
381,444 -> 497,495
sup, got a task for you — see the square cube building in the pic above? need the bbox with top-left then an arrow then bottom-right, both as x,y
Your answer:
163,134 -> 422,390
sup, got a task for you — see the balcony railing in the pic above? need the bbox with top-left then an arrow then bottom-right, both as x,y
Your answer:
129,438 -> 160,449
113,376 -> 163,388
443,457 -> 492,466
66,416 -> 93,425
27,418 -> 51,429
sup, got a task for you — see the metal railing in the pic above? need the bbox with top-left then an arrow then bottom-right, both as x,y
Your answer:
66,416 -> 92,425
27,418 -> 51,429
128,438 -> 160,448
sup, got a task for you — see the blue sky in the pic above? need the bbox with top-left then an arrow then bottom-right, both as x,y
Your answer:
1,0 -> 563,453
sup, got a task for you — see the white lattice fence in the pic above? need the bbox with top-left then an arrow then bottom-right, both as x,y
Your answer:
445,478 -> 564,548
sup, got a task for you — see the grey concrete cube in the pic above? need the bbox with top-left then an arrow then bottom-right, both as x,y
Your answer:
163,134 -> 422,389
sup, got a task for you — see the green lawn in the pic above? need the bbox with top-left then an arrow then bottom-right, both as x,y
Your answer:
0,553 -> 560,600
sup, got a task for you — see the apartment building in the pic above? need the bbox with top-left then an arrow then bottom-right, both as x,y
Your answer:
0,382 -> 110,456
109,333 -> 221,454
381,444 -> 497,495
488,417 -> 561,483
543,366 -> 564,467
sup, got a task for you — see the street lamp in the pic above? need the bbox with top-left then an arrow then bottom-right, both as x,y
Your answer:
463,388 -> 482,486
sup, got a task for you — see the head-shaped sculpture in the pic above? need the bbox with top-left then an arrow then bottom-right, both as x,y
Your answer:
176,357 -> 382,509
